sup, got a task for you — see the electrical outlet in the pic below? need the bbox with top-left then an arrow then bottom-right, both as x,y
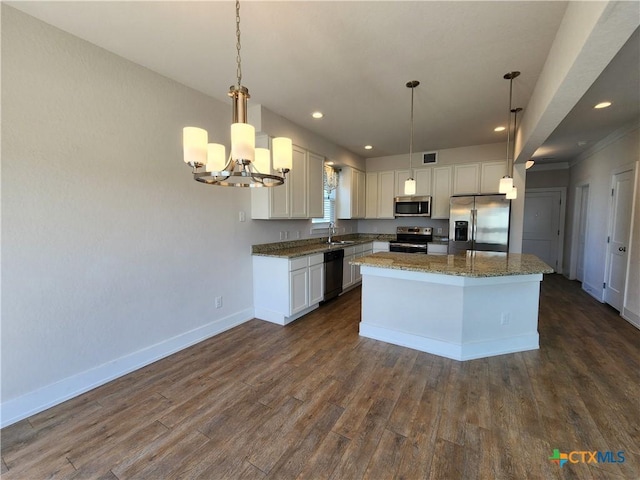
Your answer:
239,211 -> 246,222
437,227 -> 443,234
215,296 -> 223,309
284,231 -> 289,240
295,231 -> 301,239
500,312 -> 510,325
280,231 -> 285,240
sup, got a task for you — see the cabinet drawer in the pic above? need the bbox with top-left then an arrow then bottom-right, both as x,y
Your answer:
289,257 -> 308,271
308,253 -> 324,267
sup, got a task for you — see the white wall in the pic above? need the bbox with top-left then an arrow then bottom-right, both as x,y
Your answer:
564,124 -> 639,314
0,6 -> 357,426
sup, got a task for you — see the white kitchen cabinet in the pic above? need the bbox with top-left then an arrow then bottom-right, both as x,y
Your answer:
253,253 -> 324,325
365,172 -> 379,219
395,170 -> 411,197
351,243 -> 372,285
337,166 -> 366,219
415,168 -> 432,196
307,151 -> 325,218
251,144 -> 323,220
365,171 -> 395,219
480,161 -> 507,194
342,246 -> 355,290
309,261 -> 325,305
453,163 -> 480,195
432,166 -> 452,219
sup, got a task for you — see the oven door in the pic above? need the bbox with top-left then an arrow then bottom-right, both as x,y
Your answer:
389,243 -> 428,254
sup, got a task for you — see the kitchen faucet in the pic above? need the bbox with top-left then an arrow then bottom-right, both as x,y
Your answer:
328,222 -> 336,243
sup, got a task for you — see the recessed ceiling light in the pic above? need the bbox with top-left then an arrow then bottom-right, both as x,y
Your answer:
364,145 -> 373,150
578,141 -> 587,147
494,126 -> 506,132
311,111 -> 324,119
594,101 -> 612,109
326,161 -> 334,165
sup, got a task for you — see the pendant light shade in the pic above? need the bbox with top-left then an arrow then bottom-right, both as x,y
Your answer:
405,80 -> 420,195
230,123 -> 255,161
506,187 -> 518,199
183,127 -> 208,166
254,148 -> 270,174
499,176 -> 513,194
404,178 -> 417,195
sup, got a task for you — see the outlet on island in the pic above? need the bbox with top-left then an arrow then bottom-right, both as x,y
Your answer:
215,296 -> 223,309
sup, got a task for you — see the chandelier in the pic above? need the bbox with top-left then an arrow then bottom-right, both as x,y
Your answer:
181,0 -> 292,187
499,71 -> 521,199
323,165 -> 339,197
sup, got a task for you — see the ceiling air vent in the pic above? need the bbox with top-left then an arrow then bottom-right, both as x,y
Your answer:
422,151 -> 438,165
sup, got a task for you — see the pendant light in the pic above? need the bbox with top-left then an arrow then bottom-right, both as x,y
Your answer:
181,0 -> 292,187
499,71 -> 520,197
404,80 -> 420,196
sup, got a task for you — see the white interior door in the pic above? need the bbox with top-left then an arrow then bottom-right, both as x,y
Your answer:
522,191 -> 562,271
577,185 -> 589,282
605,169 -> 634,311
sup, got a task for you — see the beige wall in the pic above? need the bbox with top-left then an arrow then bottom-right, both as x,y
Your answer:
526,168 -> 570,189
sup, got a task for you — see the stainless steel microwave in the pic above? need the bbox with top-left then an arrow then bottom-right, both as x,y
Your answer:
394,196 -> 432,217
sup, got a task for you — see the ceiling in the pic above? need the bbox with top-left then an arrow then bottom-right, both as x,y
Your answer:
8,1 -> 639,165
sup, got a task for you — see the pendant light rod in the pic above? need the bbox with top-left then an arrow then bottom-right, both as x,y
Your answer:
503,71 -> 520,176
407,80 -> 419,167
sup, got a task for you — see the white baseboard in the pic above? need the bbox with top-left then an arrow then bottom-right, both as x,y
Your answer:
0,309 -> 253,428
582,281 -> 605,302
622,307 -> 640,330
359,323 -> 539,361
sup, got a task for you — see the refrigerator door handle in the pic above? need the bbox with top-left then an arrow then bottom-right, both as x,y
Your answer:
471,209 -> 477,244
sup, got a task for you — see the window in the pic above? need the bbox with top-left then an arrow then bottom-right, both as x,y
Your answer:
312,187 -> 336,225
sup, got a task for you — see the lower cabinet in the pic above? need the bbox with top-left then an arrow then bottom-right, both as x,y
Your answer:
343,243 -> 373,290
254,253 -> 324,325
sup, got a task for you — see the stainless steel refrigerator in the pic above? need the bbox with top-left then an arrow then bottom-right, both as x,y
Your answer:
448,194 -> 511,254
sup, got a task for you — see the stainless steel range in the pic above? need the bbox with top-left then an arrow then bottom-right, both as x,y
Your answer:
389,226 -> 433,253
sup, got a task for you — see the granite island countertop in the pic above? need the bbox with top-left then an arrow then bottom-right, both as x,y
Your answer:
252,234 -> 395,259
351,251 -> 554,277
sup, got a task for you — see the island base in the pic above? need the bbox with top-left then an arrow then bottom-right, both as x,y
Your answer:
358,266 -> 543,361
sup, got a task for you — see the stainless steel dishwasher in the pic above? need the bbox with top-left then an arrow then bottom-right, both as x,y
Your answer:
323,249 -> 344,302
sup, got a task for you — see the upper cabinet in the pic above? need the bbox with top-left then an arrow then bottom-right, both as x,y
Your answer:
395,168 -> 432,197
480,161 -> 507,194
251,142 -> 324,220
337,166 -> 366,219
432,166 -> 452,219
453,163 -> 480,195
366,171 -> 394,219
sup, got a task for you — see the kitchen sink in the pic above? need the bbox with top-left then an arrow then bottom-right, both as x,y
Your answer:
327,240 -> 356,246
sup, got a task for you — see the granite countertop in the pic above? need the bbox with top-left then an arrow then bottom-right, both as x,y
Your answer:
351,251 -> 554,277
252,234 -> 395,259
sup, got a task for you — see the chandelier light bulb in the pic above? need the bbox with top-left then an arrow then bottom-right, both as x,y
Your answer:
230,123 -> 255,161
206,143 -> 226,172
273,137 -> 293,171
183,127 -> 208,165
254,148 -> 270,174
499,176 -> 513,194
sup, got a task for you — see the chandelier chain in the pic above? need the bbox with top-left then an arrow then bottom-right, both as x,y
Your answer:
235,0 -> 242,87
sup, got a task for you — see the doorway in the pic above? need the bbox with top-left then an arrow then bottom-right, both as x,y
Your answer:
523,188 -> 566,272
604,168 -> 635,311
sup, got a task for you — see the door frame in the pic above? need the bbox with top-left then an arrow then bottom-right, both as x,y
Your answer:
603,161 -> 637,311
569,181 -> 591,281
524,187 -> 566,274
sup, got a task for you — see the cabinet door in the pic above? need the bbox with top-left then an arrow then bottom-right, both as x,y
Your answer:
309,263 -> 324,305
415,168 -> 432,196
342,254 -> 354,289
378,171 -> 395,219
480,161 -> 507,194
308,152 -> 324,218
365,172 -> 379,219
395,169 -> 411,196
289,268 -> 309,315
453,163 -> 480,195
290,146 -> 308,218
337,167 -> 353,219
352,253 -> 362,283
432,166 -> 452,219
356,170 -> 366,218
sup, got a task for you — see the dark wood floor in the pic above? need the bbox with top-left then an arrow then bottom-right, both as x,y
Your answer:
2,274 -> 639,479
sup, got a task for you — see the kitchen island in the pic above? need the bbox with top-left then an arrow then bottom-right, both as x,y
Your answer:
351,251 -> 554,361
